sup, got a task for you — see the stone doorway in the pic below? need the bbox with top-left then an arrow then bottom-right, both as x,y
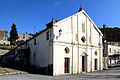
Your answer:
82,55 -> 87,72
64,57 -> 70,73
95,59 -> 98,70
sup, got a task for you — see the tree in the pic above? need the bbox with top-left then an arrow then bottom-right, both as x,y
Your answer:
99,27 -> 120,42
10,23 -> 18,45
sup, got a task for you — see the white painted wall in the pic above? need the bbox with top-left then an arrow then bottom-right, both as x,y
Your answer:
15,29 -> 53,70
0,40 -> 10,45
52,10 -> 103,75
11,9 -> 103,76
107,44 -> 120,64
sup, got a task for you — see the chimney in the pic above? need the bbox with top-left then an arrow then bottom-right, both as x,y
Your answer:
46,18 -> 59,28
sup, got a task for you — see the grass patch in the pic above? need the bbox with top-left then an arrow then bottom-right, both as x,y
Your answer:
0,45 -> 15,50
0,67 -> 10,74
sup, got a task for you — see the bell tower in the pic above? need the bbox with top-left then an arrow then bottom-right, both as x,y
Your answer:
78,4 -> 83,12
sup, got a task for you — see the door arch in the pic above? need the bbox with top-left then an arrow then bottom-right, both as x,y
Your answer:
81,52 -> 88,72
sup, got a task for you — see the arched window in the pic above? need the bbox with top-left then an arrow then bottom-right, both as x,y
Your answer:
82,23 -> 85,33
95,50 -> 97,56
34,38 -> 36,45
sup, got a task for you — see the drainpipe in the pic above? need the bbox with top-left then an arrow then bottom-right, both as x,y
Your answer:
86,18 -> 88,72
71,17 -> 73,74
77,15 -> 79,73
90,23 -> 92,72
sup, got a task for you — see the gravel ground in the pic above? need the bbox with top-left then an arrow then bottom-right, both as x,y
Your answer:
0,67 -> 120,80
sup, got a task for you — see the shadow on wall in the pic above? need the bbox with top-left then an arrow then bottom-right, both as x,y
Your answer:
0,49 -> 53,75
0,62 -> 53,75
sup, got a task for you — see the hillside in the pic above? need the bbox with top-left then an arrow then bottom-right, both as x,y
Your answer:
99,27 -> 120,42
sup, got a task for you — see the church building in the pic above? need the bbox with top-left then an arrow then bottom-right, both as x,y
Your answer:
1,7 -> 103,76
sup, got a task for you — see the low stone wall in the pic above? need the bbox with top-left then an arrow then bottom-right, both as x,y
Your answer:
0,40 -> 10,45
0,45 -> 15,50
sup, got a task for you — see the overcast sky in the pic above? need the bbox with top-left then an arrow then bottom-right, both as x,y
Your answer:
0,0 -> 120,36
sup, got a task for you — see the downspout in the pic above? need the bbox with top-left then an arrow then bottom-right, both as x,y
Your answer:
77,15 -> 79,73
86,18 -> 88,72
99,34 -> 102,70
90,23 -> 92,72
71,17 -> 73,74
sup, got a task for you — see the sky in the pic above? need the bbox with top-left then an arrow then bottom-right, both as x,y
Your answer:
0,0 -> 120,36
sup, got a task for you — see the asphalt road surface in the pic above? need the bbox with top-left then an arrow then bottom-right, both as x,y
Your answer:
0,67 -> 120,80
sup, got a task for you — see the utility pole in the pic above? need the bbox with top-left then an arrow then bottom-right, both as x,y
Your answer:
103,24 -> 108,70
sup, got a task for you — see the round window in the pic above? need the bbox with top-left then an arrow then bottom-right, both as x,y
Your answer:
65,47 -> 70,53
81,36 -> 85,43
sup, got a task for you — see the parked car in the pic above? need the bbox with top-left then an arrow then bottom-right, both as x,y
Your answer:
117,60 -> 120,64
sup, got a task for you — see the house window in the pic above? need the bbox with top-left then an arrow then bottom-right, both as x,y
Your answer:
109,48 -> 111,53
59,29 -> 62,36
82,23 -> 85,33
34,38 -> 36,45
64,58 -> 70,73
46,31 -> 49,40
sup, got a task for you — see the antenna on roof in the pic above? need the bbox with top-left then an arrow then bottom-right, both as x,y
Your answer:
80,4 -> 82,7
78,4 -> 83,12
34,25 -> 36,34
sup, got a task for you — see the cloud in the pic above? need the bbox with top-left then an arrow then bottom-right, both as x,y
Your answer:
54,1 -> 62,7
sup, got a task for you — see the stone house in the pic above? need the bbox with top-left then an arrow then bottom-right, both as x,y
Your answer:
0,30 -> 10,45
16,32 -> 33,45
1,8 -> 103,75
16,32 -> 33,42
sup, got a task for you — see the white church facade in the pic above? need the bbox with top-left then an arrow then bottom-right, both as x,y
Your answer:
1,8 -> 103,76
50,8 -> 103,75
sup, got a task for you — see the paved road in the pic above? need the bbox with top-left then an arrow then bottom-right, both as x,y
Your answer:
0,67 -> 120,80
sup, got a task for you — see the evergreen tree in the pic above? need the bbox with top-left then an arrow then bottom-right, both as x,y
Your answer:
10,23 -> 18,45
